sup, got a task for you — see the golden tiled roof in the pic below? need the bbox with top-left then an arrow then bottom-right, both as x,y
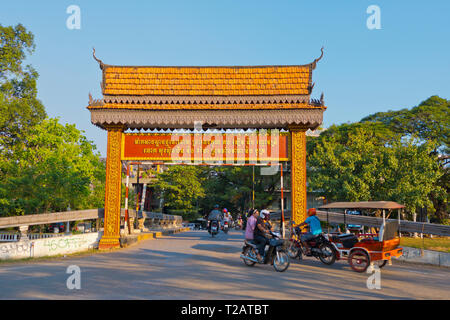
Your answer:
88,102 -> 325,110
102,65 -> 312,96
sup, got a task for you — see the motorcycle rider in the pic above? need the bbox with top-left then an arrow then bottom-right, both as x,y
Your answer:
208,204 -> 223,233
223,208 -> 232,229
254,210 -> 271,263
261,209 -> 272,231
294,208 -> 322,255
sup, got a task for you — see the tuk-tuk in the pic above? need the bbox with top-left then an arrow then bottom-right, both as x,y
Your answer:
318,201 -> 404,272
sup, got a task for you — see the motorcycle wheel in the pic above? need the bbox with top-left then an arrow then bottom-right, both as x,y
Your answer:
273,250 -> 290,272
348,249 -> 370,272
242,247 -> 257,266
287,240 -> 300,259
318,243 -> 337,265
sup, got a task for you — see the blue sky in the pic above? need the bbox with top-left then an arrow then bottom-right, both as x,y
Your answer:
1,0 -> 449,156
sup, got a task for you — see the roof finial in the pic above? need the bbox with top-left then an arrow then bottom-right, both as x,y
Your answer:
311,47 -> 324,70
92,47 -> 104,70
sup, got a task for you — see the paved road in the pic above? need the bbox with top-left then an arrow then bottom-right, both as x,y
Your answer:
0,230 -> 449,299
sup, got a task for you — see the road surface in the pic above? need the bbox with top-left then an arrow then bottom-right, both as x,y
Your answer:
0,230 -> 449,299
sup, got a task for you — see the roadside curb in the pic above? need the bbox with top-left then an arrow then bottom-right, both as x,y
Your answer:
119,227 -> 190,248
395,246 -> 450,268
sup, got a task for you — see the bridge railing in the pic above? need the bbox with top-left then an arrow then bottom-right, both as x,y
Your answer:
0,208 -> 183,241
123,210 -> 183,232
27,233 -> 65,240
0,232 -> 20,242
270,210 -> 450,237
315,210 -> 450,236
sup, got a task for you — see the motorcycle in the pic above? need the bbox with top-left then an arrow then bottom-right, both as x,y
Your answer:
209,220 -> 219,237
222,221 -> 229,234
240,231 -> 290,272
287,225 -> 336,265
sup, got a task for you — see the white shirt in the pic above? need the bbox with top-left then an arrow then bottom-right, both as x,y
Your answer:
223,213 -> 232,222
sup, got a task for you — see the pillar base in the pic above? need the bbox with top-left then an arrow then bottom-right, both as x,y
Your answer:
98,236 -> 121,250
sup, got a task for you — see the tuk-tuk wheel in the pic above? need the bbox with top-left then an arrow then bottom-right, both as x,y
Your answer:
348,249 -> 370,273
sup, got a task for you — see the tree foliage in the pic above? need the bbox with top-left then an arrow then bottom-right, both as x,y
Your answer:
153,166 -> 205,212
197,166 -> 280,217
361,96 -> 449,154
0,24 -> 46,152
0,24 -> 105,216
0,119 -> 105,215
361,96 -> 449,221
152,165 -> 281,219
308,96 -> 449,221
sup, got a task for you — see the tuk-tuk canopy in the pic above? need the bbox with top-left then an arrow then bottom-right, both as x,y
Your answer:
319,201 -> 405,210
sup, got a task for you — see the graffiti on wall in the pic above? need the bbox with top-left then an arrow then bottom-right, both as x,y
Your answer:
0,242 -> 32,255
43,237 -> 91,251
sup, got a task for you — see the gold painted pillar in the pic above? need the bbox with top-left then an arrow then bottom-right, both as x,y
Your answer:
99,125 -> 124,250
289,126 -> 307,225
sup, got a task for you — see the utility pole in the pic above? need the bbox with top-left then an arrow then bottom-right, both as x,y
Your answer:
252,166 -> 255,209
135,163 -> 141,226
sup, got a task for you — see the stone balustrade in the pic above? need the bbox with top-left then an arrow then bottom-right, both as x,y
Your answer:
0,208 -> 183,240
124,210 -> 182,233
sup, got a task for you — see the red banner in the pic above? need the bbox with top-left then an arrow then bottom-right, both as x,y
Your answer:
121,132 -> 289,162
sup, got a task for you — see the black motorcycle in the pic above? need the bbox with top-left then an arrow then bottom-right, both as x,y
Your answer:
208,220 -> 219,237
287,226 -> 336,265
240,231 -> 290,272
222,220 -> 229,234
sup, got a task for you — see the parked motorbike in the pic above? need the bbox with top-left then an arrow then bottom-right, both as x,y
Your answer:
240,231 -> 290,272
208,220 -> 219,237
287,225 -> 336,265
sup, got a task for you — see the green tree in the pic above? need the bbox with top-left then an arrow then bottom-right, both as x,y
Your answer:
197,166 -> 280,217
0,24 -> 106,216
0,24 -> 46,153
153,166 -> 205,212
0,118 -> 105,215
361,96 -> 449,153
361,96 -> 449,221
307,124 -> 442,216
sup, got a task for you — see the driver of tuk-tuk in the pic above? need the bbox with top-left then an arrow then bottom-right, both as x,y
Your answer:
294,208 -> 322,254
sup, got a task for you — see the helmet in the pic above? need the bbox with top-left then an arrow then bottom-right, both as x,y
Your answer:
214,204 -> 219,209
261,209 -> 270,219
223,208 -> 228,213
308,208 -> 317,216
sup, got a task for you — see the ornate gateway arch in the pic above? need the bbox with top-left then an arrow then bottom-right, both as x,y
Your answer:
88,49 -> 326,249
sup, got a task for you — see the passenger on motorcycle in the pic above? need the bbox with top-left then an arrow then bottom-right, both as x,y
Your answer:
223,208 -> 232,226
261,209 -> 272,231
254,210 -> 271,262
244,209 -> 263,262
208,204 -> 223,232
294,208 -> 322,255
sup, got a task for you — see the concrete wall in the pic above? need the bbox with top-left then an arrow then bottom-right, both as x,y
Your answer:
395,246 -> 450,267
0,232 -> 102,260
